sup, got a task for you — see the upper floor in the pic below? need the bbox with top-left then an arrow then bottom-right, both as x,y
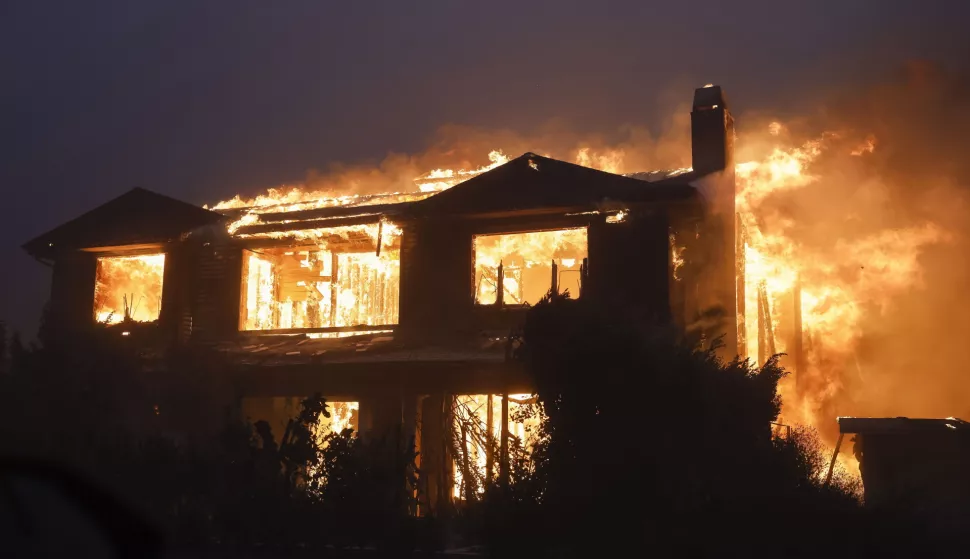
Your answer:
22,86 -> 739,359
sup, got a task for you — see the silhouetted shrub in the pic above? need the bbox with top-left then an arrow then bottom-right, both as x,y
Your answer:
481,294 -> 872,557
0,337 -> 430,553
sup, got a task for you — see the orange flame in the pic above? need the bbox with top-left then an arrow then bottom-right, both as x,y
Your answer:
213,118 -> 948,478
473,229 -> 588,305
736,123 -> 947,477
94,254 -> 166,324
452,394 -> 541,499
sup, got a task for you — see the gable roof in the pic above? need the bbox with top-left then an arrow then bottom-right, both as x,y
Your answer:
23,188 -> 225,259
411,152 -> 698,218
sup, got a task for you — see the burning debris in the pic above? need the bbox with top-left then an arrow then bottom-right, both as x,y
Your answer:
451,393 -> 542,500
240,224 -> 402,332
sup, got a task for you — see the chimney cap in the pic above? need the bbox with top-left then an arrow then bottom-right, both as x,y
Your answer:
693,85 -> 727,111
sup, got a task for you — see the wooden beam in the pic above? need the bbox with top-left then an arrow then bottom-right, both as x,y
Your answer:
824,432 -> 845,486
329,251 -> 339,327
235,214 -> 384,236
238,236 -> 395,252
255,201 -> 410,223
80,243 -> 166,254
550,260 -> 559,295
499,393 -> 509,486
375,220 -> 383,257
735,213 -> 747,358
793,276 -> 805,383
580,257 -> 588,298
757,284 -> 767,366
486,394 -> 494,482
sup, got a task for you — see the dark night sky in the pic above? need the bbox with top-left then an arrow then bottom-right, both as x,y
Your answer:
1,0 -> 967,337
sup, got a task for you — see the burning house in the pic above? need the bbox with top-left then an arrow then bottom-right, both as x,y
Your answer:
22,85 -> 741,509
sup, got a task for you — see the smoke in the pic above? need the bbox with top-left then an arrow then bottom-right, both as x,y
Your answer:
302,113 -> 693,197
740,61 -> 970,434
221,60 -> 970,432
214,106 -> 693,208
823,62 -> 970,421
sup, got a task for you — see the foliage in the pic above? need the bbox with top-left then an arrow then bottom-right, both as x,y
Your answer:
0,335 -> 429,553
481,293 -> 871,557
315,427 -> 423,551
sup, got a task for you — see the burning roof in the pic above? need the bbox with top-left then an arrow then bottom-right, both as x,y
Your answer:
411,153 -> 697,218
21,152 -> 700,274
209,152 -> 701,240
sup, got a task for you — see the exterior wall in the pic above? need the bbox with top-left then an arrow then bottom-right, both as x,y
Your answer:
43,245 -> 199,350
39,202 -> 688,353
159,243 -> 194,345
398,209 -> 675,341
34,198 -> 697,516
189,238 -> 243,342
45,239 -> 242,347
586,209 -> 671,323
48,251 -> 98,338
398,219 -> 475,341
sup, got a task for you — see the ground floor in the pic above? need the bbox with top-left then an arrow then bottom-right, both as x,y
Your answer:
232,355 -> 540,514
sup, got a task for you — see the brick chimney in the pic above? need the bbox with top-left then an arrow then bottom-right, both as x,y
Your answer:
690,84 -> 741,358
691,84 -> 734,177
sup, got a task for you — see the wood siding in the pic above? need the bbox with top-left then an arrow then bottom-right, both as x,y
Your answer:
48,251 -> 97,336
398,210 -> 672,340
398,220 -> 475,341
190,240 -> 242,342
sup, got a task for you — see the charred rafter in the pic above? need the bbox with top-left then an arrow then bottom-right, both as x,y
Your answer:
235,215 -> 386,236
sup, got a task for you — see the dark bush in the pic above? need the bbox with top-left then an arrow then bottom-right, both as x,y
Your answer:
481,294 -> 870,557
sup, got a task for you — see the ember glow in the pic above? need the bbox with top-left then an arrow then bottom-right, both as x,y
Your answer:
94,254 -> 166,324
474,229 -> 588,305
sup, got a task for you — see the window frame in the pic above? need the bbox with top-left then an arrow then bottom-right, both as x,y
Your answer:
237,242 -> 402,335
470,226 -> 589,308
89,247 -> 168,325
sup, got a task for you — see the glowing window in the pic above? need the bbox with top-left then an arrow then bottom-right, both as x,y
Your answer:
93,253 -> 166,324
451,394 -> 542,500
473,228 -> 587,305
240,241 -> 401,331
318,401 -> 359,436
